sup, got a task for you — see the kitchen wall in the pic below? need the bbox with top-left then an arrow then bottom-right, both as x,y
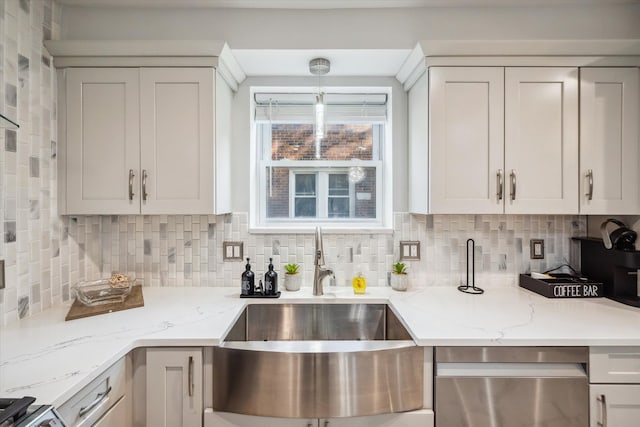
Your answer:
1,2 -> 635,324
60,3 -> 640,46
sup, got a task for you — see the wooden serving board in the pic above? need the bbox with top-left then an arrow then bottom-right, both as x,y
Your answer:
65,285 -> 144,321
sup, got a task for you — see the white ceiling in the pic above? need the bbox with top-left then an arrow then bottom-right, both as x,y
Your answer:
56,0 -> 640,7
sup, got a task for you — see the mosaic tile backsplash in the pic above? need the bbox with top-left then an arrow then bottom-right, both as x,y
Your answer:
0,0 -> 586,325
79,213 -> 585,289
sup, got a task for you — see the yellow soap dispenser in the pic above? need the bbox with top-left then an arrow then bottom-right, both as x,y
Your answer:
352,271 -> 367,295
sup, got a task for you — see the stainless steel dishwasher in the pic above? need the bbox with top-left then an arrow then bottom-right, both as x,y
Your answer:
435,346 -> 588,427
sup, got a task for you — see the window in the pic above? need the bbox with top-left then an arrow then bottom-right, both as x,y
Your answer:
251,88 -> 392,232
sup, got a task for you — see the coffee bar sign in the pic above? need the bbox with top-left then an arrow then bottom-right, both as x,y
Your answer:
519,274 -> 604,299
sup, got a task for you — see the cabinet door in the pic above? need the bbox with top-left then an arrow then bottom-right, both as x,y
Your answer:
505,67 -> 579,214
147,348 -> 203,427
140,68 -> 214,214
204,411 -> 316,427
92,395 -> 128,427
429,67 -> 505,214
590,384 -> 640,427
323,409 -> 434,427
65,68 -> 140,214
580,68 -> 640,214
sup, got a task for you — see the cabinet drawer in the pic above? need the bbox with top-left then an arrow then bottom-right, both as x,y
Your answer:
590,347 -> 640,383
58,357 -> 128,426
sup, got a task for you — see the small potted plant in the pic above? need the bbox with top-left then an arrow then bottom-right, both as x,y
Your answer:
390,261 -> 409,291
284,263 -> 302,291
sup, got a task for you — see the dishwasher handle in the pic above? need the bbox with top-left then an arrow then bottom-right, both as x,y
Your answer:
437,362 -> 587,378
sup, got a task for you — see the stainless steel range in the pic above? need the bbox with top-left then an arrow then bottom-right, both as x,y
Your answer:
0,397 -> 67,427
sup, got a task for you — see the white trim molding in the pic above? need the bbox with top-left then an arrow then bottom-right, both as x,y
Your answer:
397,39 -> 640,90
44,40 -> 246,90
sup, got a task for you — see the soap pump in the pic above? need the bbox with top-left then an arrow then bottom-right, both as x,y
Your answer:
241,258 -> 255,296
264,257 -> 278,295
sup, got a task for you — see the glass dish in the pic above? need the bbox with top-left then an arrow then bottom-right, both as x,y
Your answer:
73,278 -> 134,306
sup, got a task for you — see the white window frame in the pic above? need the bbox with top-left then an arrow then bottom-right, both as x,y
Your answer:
249,86 -> 393,233
289,170 -> 356,218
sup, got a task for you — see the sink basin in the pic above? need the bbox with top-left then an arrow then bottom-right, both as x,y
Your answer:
212,303 -> 424,418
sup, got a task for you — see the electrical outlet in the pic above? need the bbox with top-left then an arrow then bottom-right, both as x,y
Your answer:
0,260 -> 5,289
399,241 -> 421,261
223,242 -> 244,261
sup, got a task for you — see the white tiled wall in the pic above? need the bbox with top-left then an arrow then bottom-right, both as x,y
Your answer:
0,0 -> 94,325
0,0 -> 587,325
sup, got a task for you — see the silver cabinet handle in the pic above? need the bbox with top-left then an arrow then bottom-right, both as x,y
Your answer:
188,356 -> 194,397
510,170 -> 516,201
586,169 -> 594,201
496,169 -> 504,201
597,394 -> 607,427
324,421 -> 329,427
128,170 -> 135,201
142,169 -> 148,202
79,385 -> 111,417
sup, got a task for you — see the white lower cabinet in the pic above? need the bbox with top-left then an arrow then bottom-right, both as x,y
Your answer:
590,347 -> 640,427
204,410 -> 434,427
590,385 -> 640,427
147,347 -> 203,427
58,356 -> 131,427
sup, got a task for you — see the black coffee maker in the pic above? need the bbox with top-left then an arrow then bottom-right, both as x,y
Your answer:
576,234 -> 640,308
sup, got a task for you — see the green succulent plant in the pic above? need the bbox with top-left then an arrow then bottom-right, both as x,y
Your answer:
392,262 -> 407,275
284,263 -> 300,274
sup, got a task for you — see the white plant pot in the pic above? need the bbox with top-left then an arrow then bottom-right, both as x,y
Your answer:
284,273 -> 302,291
390,273 -> 409,291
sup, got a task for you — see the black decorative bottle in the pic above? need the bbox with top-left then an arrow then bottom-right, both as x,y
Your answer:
264,257 -> 278,295
241,258 -> 255,296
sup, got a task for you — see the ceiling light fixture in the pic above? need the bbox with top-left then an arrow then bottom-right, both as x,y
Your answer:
309,58 -> 330,158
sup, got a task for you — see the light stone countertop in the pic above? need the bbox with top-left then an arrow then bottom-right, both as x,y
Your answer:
1,285 -> 639,407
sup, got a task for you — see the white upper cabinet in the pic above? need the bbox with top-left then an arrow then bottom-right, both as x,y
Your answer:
59,67 -> 232,215
64,68 -> 141,215
426,66 -> 579,214
140,68 -> 215,214
429,67 -> 505,214
580,68 -> 640,215
504,67 -> 579,214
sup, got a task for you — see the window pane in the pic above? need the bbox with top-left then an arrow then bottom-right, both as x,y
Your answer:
272,124 -> 374,161
329,174 -> 349,196
328,197 -> 349,218
266,167 -> 290,218
354,167 -> 377,219
295,174 -> 316,196
295,198 -> 316,217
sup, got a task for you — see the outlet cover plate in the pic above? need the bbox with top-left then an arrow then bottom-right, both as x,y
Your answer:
223,242 -> 244,261
399,241 -> 420,261
530,239 -> 545,259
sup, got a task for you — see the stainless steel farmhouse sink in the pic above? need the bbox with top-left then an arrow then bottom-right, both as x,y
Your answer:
212,303 -> 424,418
